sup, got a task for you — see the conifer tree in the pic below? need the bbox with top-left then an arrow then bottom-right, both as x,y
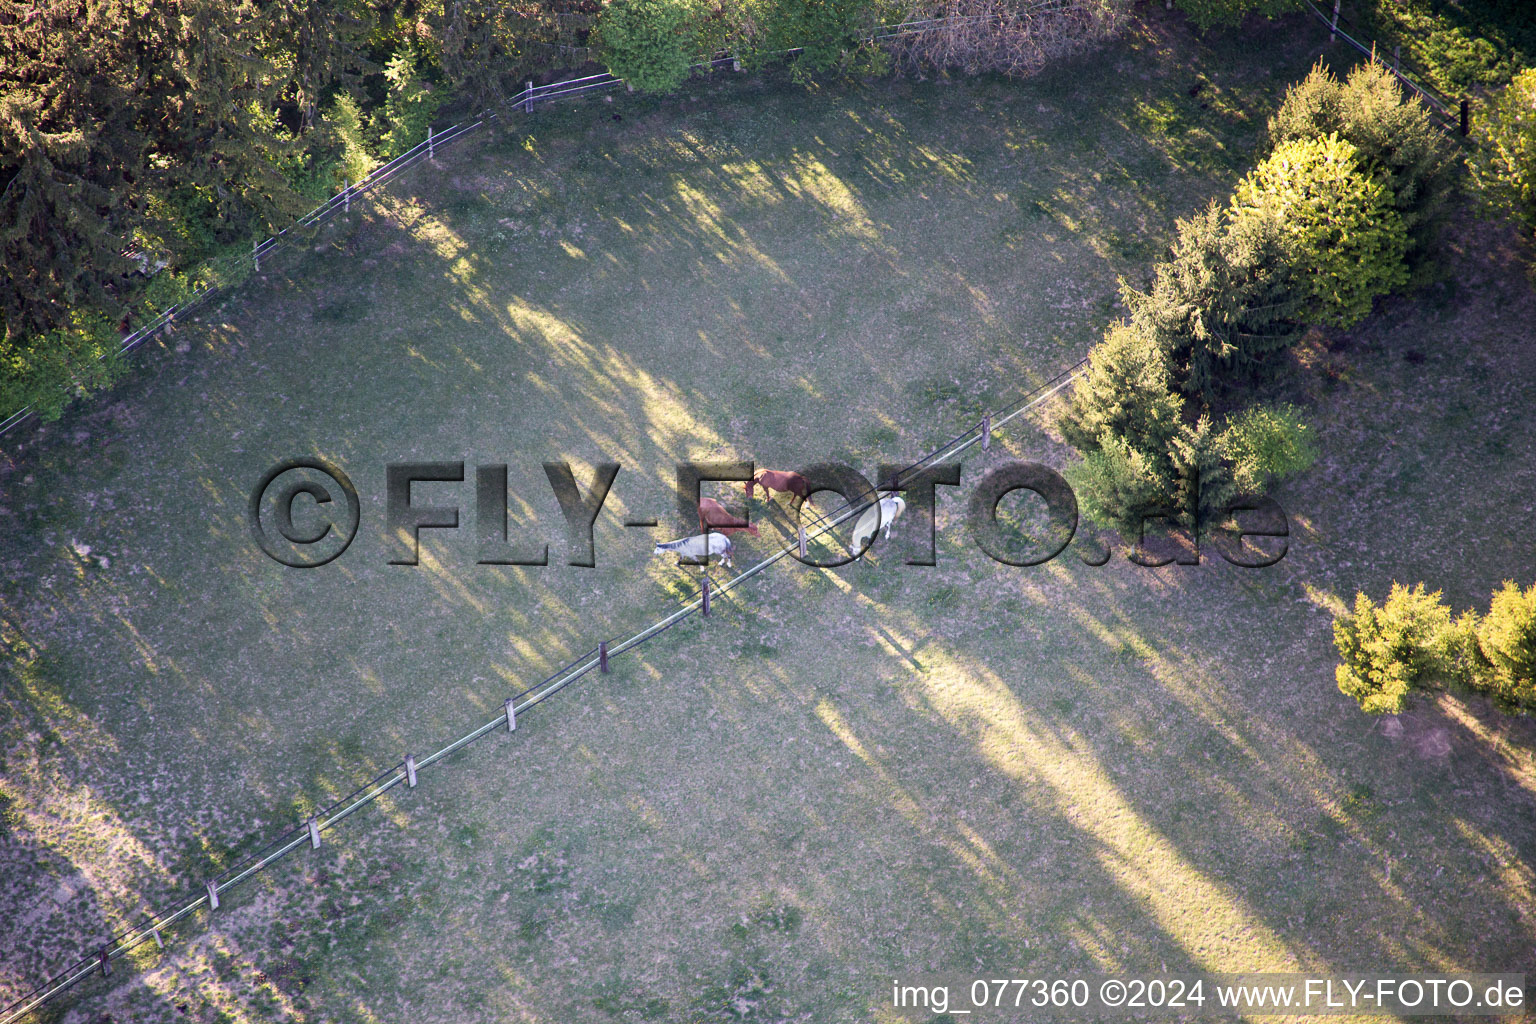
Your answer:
1122,203 -> 1303,401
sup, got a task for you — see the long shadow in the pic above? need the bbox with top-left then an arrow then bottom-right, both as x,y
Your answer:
0,14 -> 1382,1019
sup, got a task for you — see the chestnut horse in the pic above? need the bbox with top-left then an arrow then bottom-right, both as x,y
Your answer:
699,497 -> 759,536
745,469 -> 809,501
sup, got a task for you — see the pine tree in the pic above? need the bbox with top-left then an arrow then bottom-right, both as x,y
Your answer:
1058,320 -> 1184,471
1230,133 -> 1409,329
1122,202 -> 1303,402
133,0 -> 312,248
262,0 -> 375,130
439,0 -> 590,111
1270,60 -> 1456,273
0,0 -> 144,342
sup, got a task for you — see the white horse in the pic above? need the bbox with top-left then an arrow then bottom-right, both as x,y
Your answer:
654,532 -> 735,568
850,493 -> 905,552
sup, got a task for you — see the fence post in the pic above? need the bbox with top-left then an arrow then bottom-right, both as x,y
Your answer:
343,179 -> 350,214
1393,44 -> 1400,73
307,817 -> 321,849
732,57 -> 742,72
1460,98 -> 1470,136
1329,0 -> 1340,42
152,928 -> 163,950
404,754 -> 418,788
504,698 -> 517,732
599,640 -> 610,673
206,881 -> 220,911
525,81 -> 534,114
99,949 -> 111,977
981,414 -> 991,453
797,526 -> 808,560
427,125 -> 434,159
702,576 -> 711,617
252,239 -> 260,273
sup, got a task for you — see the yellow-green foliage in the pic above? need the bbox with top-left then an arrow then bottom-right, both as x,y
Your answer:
379,48 -> 445,159
1469,68 -> 1536,237
1477,580 -> 1536,711
325,94 -> 378,187
1333,583 -> 1454,714
1268,60 -> 1456,271
1231,133 -> 1409,328
1335,580 -> 1536,716
1218,403 -> 1317,495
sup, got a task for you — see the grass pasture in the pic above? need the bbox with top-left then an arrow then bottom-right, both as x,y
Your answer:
2,12 -> 1535,1023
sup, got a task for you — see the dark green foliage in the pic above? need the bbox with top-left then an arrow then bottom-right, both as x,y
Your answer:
1122,203 -> 1304,401
0,0 -> 387,417
595,0 -> 705,93
1268,60 -> 1457,273
1059,322 -> 1189,534
1059,321 -> 1183,465
0,0 -> 143,342
1172,0 -> 1300,33
439,0 -> 599,112
733,0 -> 887,78
1349,0 -> 1534,95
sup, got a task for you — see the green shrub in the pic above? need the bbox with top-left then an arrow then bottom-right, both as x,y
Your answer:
1468,68 -> 1536,239
1476,580 -> 1536,711
1172,0 -> 1300,32
1218,403 -> 1318,495
734,0 -> 886,78
1231,133 -> 1410,328
0,314 -> 124,422
1333,583 -> 1455,714
596,0 -> 704,94
1269,61 -> 1456,272
379,48 -> 444,159
1123,202 -> 1303,400
1059,322 -> 1184,534
324,94 -> 378,189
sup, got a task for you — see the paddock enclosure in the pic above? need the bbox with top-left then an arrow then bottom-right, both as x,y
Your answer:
2,12 -> 1534,1024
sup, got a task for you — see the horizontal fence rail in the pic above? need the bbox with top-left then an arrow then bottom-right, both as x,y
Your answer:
0,359 -> 1086,1024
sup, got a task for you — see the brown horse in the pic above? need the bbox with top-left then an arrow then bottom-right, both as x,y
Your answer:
699,497 -> 759,536
745,469 -> 809,501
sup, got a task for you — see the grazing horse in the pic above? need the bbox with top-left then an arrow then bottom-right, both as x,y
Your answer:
850,493 -> 906,552
699,497 -> 758,536
746,469 -> 809,501
654,532 -> 734,568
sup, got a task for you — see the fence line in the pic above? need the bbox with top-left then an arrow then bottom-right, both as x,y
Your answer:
0,359 -> 1085,1024
0,9 -> 1100,442
0,9 -> 1103,1016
